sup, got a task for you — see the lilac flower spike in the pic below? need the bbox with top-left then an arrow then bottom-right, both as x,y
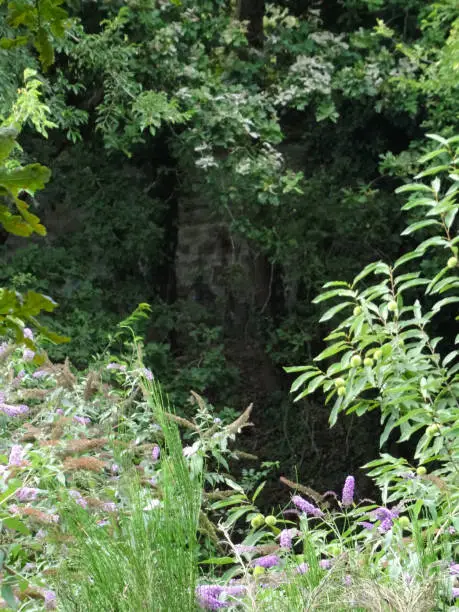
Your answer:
23,348 -> 35,362
69,490 -> 88,509
143,368 -> 153,381
296,562 -> 309,575
452,588 -> 459,600
73,415 -> 91,425
44,590 -> 57,610
23,328 -> 34,340
195,585 -> 230,610
0,402 -> 29,417
292,495 -> 324,518
9,445 -> 24,466
16,487 -> 40,502
152,444 -> 160,462
280,528 -> 297,549
341,475 -> 355,507
319,559 -> 332,570
251,554 -> 280,568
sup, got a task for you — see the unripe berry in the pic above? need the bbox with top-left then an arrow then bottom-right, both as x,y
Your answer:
388,300 -> 398,312
350,355 -> 362,368
353,306 -> 362,316
373,349 -> 382,360
337,386 -> 346,397
447,256 -> 457,269
251,514 -> 265,529
398,516 -> 410,529
363,357 -> 374,367
265,515 -> 277,527
416,466 -> 427,476
334,377 -> 346,388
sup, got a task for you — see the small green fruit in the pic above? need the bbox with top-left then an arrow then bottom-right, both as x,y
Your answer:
353,305 -> 362,316
251,514 -> 265,528
388,300 -> 398,312
334,377 -> 346,388
373,349 -> 382,360
447,256 -> 458,269
363,357 -> 374,367
253,566 -> 265,577
337,386 -> 346,397
265,515 -> 277,527
426,424 -> 438,437
350,355 -> 362,368
416,466 -> 427,476
398,516 -> 410,529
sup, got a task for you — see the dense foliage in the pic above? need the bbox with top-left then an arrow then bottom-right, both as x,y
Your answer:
0,0 -> 458,608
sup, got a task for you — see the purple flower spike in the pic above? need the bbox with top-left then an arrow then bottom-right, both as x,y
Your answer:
319,559 -> 332,570
73,415 -> 91,425
152,444 -> 160,462
196,586 -> 229,610
357,521 -> 375,531
16,487 -> 40,502
292,495 -> 323,518
0,402 -> 29,417
251,554 -> 280,569
23,328 -> 34,340
279,528 -> 297,549
69,490 -> 88,509
44,590 -> 57,610
450,563 -> 459,576
23,348 -> 35,362
9,445 -> 24,466
296,562 -> 309,575
452,588 -> 459,600
143,368 -> 153,381
378,518 -> 393,533
341,475 -> 355,507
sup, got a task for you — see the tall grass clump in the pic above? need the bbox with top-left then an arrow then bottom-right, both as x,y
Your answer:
56,376 -> 202,611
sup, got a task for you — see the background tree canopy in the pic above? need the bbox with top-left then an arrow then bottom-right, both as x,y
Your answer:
1,0 -> 458,501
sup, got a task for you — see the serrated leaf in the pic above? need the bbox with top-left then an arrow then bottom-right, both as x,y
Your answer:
353,261 -> 390,285
401,220 -> 441,235
0,126 -> 18,163
290,369 -> 321,392
432,296 -> 459,312
395,183 -> 432,194
314,342 -> 349,362
313,289 -> 356,304
319,301 -> 352,322
418,148 -> 447,164
415,165 -> 450,179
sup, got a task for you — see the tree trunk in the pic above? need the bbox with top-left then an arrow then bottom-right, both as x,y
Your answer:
237,0 -> 265,48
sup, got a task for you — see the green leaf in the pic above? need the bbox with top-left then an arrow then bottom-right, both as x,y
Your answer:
395,183 -> 432,194
0,163 -> 51,194
34,27 -> 54,70
313,289 -> 356,304
319,301 -> 352,322
432,296 -> 459,313
290,369 -> 321,392
200,557 -> 236,565
314,342 -> 349,362
1,584 -> 18,609
418,148 -> 448,163
401,219 -> 442,235
2,516 -> 30,535
0,126 -> 18,163
353,261 -> 390,285
414,165 -> 450,179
